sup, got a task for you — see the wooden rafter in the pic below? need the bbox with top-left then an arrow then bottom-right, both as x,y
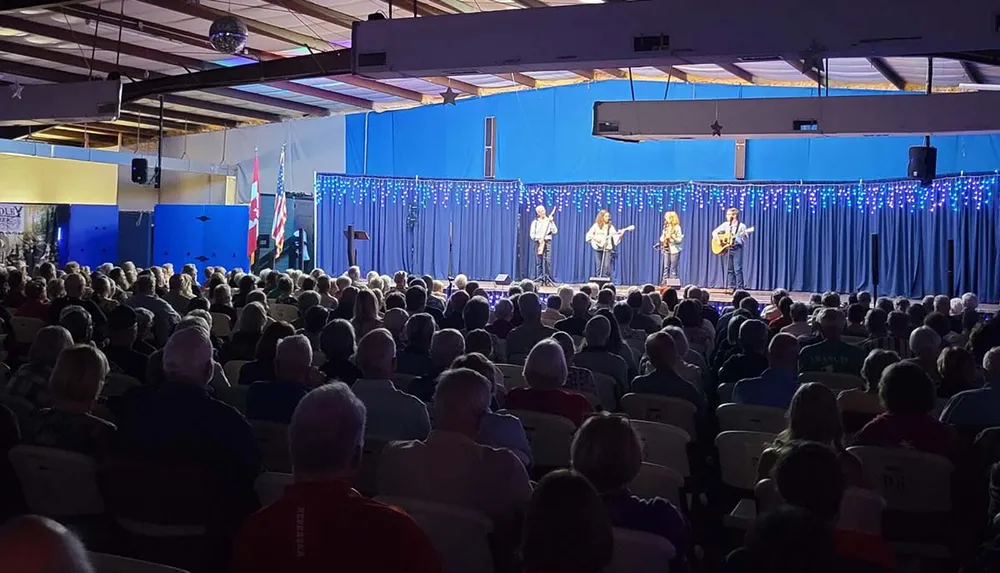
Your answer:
513,0 -> 549,8
598,68 -> 629,79
718,63 -> 755,84
333,75 -> 435,103
0,1 -> 85,14
136,0 -> 333,52
258,0 -> 357,30
570,70 -> 598,81
500,73 -> 538,88
783,58 -> 822,84
960,60 -> 988,85
654,66 -> 689,82
867,57 -> 906,91
422,77 -> 482,96
123,104 -> 240,129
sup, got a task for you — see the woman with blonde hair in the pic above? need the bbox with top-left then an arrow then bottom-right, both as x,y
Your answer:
351,288 -> 383,339
585,209 -> 630,280
659,211 -> 683,283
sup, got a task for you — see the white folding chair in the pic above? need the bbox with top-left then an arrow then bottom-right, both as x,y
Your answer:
620,393 -> 698,440
507,409 -> 576,468
606,527 -> 676,573
716,404 -> 787,434
592,373 -> 617,410
223,360 -> 249,385
377,496 -> 494,573
254,471 -> 294,507
9,445 -> 104,517
715,431 -> 775,492
798,372 -> 864,392
847,446 -> 954,513
630,462 -> 684,506
717,383 -> 735,405
10,316 -> 45,345
210,312 -> 233,338
269,303 -> 298,323
753,478 -> 783,514
88,552 -> 191,573
102,373 -> 141,398
250,421 -> 292,473
216,384 -> 248,414
629,419 -> 691,478
496,363 -> 527,390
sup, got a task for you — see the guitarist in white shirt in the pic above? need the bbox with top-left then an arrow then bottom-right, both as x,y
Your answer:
585,209 -> 634,281
529,205 -> 558,285
711,207 -> 751,291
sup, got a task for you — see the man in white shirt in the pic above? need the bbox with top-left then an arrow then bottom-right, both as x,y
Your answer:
711,207 -> 751,291
377,367 -> 531,526
351,328 -> 430,441
529,205 -> 558,285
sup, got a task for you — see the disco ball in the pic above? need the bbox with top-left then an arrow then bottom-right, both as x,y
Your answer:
209,15 -> 248,54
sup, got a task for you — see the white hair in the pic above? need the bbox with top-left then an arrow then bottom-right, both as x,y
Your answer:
817,308 -> 845,329
275,334 -> 314,380
909,325 -> 941,356
984,347 -> 1000,381
235,302 -> 268,333
933,295 -> 950,315
163,326 -> 214,386
289,383 -> 367,475
523,338 -> 568,390
433,368 -> 492,427
962,292 -> 979,311
557,286 -> 574,310
347,266 -> 361,280
949,297 -> 964,316
454,274 -> 468,290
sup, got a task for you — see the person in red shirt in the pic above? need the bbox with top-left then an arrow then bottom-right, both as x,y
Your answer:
231,383 -> 442,573
504,339 -> 593,426
852,361 -> 958,461
15,279 -> 49,321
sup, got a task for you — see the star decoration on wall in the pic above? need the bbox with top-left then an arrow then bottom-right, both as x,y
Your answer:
10,81 -> 23,100
710,120 -> 723,137
441,87 -> 458,106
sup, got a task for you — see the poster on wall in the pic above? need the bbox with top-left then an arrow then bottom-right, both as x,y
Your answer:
0,203 -> 58,270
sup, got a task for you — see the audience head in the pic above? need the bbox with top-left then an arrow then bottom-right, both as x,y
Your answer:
662,287 -> 679,310
770,288 -> 789,307
450,352 -> 501,396
962,292 -> 979,312
741,507 -> 836,573
938,346 -> 981,391
675,299 -> 702,328
645,331 -> 678,371
454,274 -> 468,290
494,298 -> 513,321
545,294 -> 561,312
816,308 -> 845,340
463,296 -> 490,330
846,303 -> 866,326
879,361 -> 936,415
611,301 -> 632,327
660,325 -> 690,359
739,320 -> 769,354
24,278 -> 45,302
356,328 -> 396,379
518,292 -> 541,322
163,326 -> 214,387
550,331 -> 578,367
821,291 -> 841,308
520,470 -> 613,573
404,285 -> 428,313
984,347 -> 1000,387
274,334 -> 313,384
430,328 -> 466,369
864,308 -> 887,336
857,290 -> 872,307
107,305 -> 138,345
727,314 -> 749,345
569,292 -> 590,316
304,305 -> 329,334
236,301 -> 268,334
186,296 -> 210,314
772,441 -> 846,522
256,321 -> 296,363
876,297 -> 895,314
289,383 -> 366,480
432,368 -> 492,435
571,412 -> 642,494
767,333 -> 800,371
320,318 -> 357,359
523,339 -> 568,390
907,303 -> 928,329
861,349 -> 901,392
789,302 -> 809,323
297,290 -> 321,315
923,312 -> 951,339
886,310 -> 909,336
46,278 -> 65,300
583,315 -> 611,349
58,305 -> 92,344
49,344 -> 109,410
784,383 -> 843,446
382,307 -> 409,340
933,295 -> 950,316
403,313 -> 436,353
895,297 -> 911,312
908,325 -> 941,360
738,296 -> 760,317
0,515 -> 94,573
961,308 -> 980,333
596,289 -> 615,308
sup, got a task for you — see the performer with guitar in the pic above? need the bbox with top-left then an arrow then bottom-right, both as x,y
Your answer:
658,211 -> 684,284
711,207 -> 754,291
585,209 -> 634,280
530,205 -> 558,285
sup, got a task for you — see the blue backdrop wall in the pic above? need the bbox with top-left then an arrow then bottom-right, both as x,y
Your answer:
346,81 -> 1000,182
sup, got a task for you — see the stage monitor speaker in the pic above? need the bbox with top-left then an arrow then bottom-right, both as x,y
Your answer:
588,276 -> 611,288
131,158 -> 148,184
908,146 -> 937,185
494,273 -> 511,285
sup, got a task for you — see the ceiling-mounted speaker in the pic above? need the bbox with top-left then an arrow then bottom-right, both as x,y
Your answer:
908,146 -> 937,185
131,158 -> 148,184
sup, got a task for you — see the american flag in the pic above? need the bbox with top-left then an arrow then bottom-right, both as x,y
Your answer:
247,151 -> 260,263
271,146 -> 287,260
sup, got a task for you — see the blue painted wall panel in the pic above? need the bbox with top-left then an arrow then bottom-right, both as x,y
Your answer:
65,205 -> 118,269
153,204 -> 250,272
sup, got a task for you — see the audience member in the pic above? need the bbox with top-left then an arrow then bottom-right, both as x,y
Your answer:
246,335 -> 315,424
554,292 -> 592,336
861,310 -> 910,358
574,315 -> 629,391
396,313 -> 436,376
382,307 -> 409,346
126,275 -> 181,345
632,332 -> 708,416
163,273 -> 193,315
505,339 -> 592,426
853,361 -> 958,460
718,319 -> 770,386
798,309 -> 865,376
1,269 -> 25,308
58,305 -> 93,345
905,325 -> 943,382
505,293 -> 557,361
487,297 -> 515,339
940,347 -> 1000,429
677,299 -> 713,355
551,331 -> 598,397
462,295 -> 492,335
15,278 -> 49,320
541,295 -> 564,328
104,306 -> 149,382
6,326 -> 72,410
660,325 -> 705,388
219,302 -> 267,365
0,515 -> 94,573
844,303 -> 868,337
780,302 -> 813,338
440,290 -> 469,330
351,288 -> 383,339
48,272 -> 106,333
410,329 -> 466,402
571,413 -> 691,563
231,384 -> 442,573
317,318 -> 363,385
732,333 -> 800,409
520,470 -> 613,573
90,275 -> 118,316
837,350 -> 900,431
238,321 -> 295,386
937,346 -> 982,399
210,284 -> 238,327
352,329 -> 430,440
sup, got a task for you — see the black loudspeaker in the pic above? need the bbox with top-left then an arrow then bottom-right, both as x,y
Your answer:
131,158 -> 148,184
908,146 -> 937,185
257,235 -> 270,249
494,274 -> 511,285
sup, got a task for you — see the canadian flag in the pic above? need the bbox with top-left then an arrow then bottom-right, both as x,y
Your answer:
247,151 -> 260,263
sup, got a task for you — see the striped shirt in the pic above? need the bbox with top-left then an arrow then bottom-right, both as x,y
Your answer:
861,335 -> 911,358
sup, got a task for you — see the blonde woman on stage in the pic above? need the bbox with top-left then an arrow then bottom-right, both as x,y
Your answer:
659,211 -> 683,283
585,209 -> 634,280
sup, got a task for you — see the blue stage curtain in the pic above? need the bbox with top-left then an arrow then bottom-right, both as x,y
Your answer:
315,174 -> 521,279
317,173 -> 1000,302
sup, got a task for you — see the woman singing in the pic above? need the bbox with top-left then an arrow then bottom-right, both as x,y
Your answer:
659,211 -> 683,283
586,210 -> 633,279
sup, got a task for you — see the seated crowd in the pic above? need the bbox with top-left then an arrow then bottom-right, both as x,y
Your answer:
0,262 -> 999,573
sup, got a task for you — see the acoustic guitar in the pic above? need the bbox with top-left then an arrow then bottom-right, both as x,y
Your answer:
711,226 -> 755,255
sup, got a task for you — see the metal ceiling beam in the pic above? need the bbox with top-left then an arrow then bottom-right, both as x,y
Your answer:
113,113 -> 197,133
0,15 -> 331,116
718,63 -> 755,84
867,57 -> 906,90
783,58 -> 822,84
259,0 -> 357,30
513,0 -> 549,8
123,104 -> 240,129
654,66 -> 689,82
370,0 -> 449,18
332,74 -> 432,102
136,0 -> 334,52
0,1 -> 85,13
959,60 -> 988,84
422,76 -> 481,95
122,50 -> 352,101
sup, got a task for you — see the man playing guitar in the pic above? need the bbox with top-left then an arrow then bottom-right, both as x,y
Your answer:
585,209 -> 634,281
711,207 -> 753,291
529,205 -> 558,285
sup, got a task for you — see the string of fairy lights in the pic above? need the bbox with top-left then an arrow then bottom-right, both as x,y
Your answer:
315,173 -> 997,214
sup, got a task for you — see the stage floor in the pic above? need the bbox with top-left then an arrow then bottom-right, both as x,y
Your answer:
473,282 -> 1000,314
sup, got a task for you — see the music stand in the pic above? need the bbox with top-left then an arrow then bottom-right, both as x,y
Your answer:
343,225 -> 370,268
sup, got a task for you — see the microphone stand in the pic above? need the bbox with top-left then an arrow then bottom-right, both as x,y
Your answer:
446,221 -> 454,297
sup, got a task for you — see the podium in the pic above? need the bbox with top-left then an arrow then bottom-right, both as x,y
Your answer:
343,225 -> 370,268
